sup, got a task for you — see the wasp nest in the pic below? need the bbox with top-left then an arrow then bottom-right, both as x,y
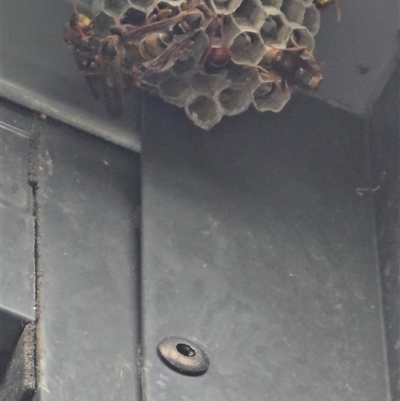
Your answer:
65,0 -> 324,129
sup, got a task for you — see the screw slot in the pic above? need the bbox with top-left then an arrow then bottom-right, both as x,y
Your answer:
158,337 -> 209,376
176,343 -> 196,357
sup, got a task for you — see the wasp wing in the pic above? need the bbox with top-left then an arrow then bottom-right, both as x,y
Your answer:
138,30 -> 199,79
119,12 -> 190,43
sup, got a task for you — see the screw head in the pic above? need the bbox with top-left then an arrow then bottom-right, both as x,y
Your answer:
157,337 -> 209,376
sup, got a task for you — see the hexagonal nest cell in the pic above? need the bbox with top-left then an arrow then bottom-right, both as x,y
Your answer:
280,0 -> 305,24
259,13 -> 292,47
185,95 -> 222,129
65,0 -> 327,129
232,0 -> 266,31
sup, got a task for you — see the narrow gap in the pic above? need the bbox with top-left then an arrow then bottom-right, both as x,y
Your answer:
363,118 -> 392,401
31,185 -> 40,323
136,92 -> 145,401
134,209 -> 144,401
131,156 -> 143,401
27,118 -> 42,397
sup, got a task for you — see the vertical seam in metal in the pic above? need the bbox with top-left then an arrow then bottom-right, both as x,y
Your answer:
28,118 -> 42,399
364,118 -> 392,401
137,91 -> 145,401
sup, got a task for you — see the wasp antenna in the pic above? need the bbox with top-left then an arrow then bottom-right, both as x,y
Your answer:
73,0 -> 78,13
289,34 -> 300,47
286,35 -> 307,51
283,44 -> 308,53
290,35 -> 316,60
285,35 -> 316,60
274,35 -> 306,54
218,15 -> 226,45
336,0 -> 342,22
256,66 -> 281,88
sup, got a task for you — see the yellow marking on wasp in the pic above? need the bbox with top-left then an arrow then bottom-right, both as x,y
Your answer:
81,15 -> 91,27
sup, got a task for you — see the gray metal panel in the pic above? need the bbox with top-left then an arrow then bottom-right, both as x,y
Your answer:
369,68 -> 400,401
35,120 -> 141,400
314,0 -> 398,114
0,104 -> 35,352
0,0 -> 398,149
0,323 -> 36,401
141,95 -> 389,401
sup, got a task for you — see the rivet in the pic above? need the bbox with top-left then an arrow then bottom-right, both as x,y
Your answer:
157,337 -> 209,376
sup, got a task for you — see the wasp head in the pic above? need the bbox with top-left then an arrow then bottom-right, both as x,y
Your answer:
70,12 -> 92,32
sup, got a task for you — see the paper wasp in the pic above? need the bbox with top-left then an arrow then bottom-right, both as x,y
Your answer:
313,0 -> 341,22
103,0 -> 219,83
199,15 -> 233,73
63,9 -> 92,49
258,35 -> 322,92
133,12 -> 239,79
64,0 -> 208,114
64,0 -> 324,119
131,12 -> 234,76
114,6 -> 208,79
63,1 -> 126,115
63,1 -> 96,68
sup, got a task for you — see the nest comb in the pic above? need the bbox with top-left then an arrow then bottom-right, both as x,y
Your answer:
67,0 -> 322,129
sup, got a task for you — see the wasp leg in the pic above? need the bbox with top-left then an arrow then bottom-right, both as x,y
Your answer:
256,65 -> 282,89
84,75 -> 101,100
102,83 -> 123,117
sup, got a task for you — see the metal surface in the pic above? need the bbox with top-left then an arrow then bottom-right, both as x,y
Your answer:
368,68 -> 400,401
0,100 -> 35,354
0,0 -> 398,148
141,93 -> 389,401
0,53 -> 397,401
34,118 -> 141,400
0,323 -> 36,401
313,0 -> 398,114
